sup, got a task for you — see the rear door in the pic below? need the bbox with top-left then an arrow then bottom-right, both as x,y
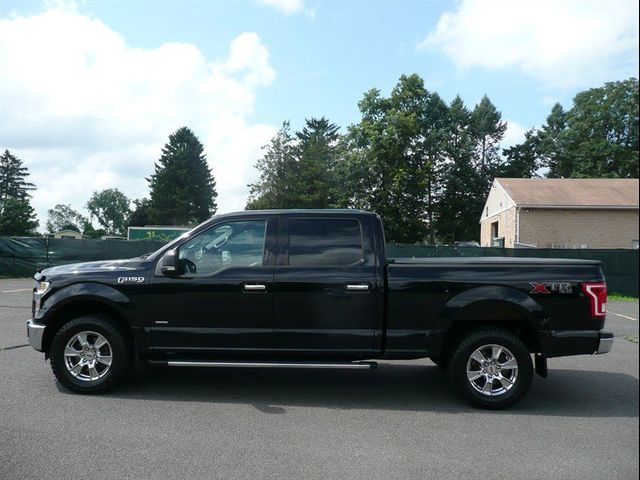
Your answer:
273,214 -> 379,355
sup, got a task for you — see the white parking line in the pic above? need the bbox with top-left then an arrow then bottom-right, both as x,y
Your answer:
0,288 -> 31,293
609,310 -> 638,321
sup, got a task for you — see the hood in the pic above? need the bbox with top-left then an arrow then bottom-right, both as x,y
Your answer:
38,258 -> 144,279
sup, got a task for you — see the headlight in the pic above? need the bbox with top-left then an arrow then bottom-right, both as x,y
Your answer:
34,281 -> 50,295
33,281 -> 50,316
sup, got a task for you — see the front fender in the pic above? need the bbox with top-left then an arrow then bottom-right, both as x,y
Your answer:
36,282 -> 132,322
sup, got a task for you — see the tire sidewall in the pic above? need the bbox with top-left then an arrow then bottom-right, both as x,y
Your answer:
451,331 -> 533,409
50,315 -> 130,393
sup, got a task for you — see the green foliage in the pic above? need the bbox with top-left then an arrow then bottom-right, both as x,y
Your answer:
341,74 -> 441,242
86,188 -> 131,236
0,150 -> 39,235
469,95 -> 507,188
247,118 -> 342,210
148,127 -> 217,225
0,197 -> 39,235
46,204 -> 87,234
0,150 -> 36,203
81,222 -> 106,239
507,78 -> 639,179
128,198 -> 152,227
434,96 -> 485,243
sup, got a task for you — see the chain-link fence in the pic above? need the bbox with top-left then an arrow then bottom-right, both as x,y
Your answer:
1,237 -> 637,296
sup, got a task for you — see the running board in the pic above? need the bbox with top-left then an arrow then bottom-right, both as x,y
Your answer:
162,360 -> 377,369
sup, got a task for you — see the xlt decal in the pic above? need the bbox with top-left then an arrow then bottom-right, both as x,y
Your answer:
530,282 -> 572,294
117,276 -> 145,284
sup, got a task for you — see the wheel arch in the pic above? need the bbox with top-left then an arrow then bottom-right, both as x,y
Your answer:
42,297 -> 133,356
431,286 -> 548,361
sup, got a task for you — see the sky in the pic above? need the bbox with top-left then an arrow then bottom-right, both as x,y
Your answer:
0,0 -> 638,229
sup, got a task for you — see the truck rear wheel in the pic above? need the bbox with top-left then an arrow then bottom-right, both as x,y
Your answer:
448,329 -> 533,409
49,315 -> 131,394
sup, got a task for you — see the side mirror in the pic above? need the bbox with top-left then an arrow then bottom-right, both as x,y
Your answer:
159,249 -> 178,276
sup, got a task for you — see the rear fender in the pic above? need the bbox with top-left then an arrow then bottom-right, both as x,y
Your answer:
439,285 -> 549,332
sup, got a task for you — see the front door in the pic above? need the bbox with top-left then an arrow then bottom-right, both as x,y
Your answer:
273,215 -> 379,356
147,216 -> 277,354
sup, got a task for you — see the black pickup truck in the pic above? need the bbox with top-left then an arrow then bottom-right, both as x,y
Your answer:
27,209 -> 612,408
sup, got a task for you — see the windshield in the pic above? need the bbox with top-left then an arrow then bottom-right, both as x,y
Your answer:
145,216 -> 217,260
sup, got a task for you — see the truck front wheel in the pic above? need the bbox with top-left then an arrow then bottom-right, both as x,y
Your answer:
449,329 -> 533,409
49,315 -> 132,394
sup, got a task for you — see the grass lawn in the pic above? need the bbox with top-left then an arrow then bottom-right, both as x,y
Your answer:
609,293 -> 639,302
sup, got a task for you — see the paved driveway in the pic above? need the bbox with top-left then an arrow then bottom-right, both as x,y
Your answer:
1,278 -> 638,480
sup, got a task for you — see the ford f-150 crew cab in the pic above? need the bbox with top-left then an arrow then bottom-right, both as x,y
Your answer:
27,209 -> 613,408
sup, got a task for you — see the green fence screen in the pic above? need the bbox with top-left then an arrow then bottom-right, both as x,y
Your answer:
1,237 -> 637,296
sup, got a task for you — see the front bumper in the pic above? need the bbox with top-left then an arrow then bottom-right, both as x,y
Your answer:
540,330 -> 613,358
26,319 -> 45,352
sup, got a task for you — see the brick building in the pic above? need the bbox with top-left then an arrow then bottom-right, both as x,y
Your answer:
480,178 -> 639,249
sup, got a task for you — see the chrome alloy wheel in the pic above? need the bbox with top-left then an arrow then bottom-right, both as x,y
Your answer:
466,344 -> 518,397
64,331 -> 112,382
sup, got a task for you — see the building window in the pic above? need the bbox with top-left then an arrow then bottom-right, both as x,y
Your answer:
632,240 -> 639,250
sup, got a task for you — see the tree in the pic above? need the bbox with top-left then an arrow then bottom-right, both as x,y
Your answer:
247,122 -> 297,209
0,150 -> 36,204
46,204 -> 87,233
128,198 -> 152,227
86,188 -> 131,236
341,74 -> 440,243
434,96 -> 483,242
293,117 -> 341,208
0,150 -> 39,235
502,129 -> 542,178
507,78 -> 639,179
148,127 -> 217,225
0,197 -> 39,236
559,78 -> 638,178
247,118 -> 342,210
536,103 -> 569,177
469,95 -> 507,188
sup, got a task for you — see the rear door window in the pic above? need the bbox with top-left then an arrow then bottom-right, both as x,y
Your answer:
287,218 -> 363,266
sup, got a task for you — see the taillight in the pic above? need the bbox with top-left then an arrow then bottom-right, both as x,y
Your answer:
581,282 -> 607,318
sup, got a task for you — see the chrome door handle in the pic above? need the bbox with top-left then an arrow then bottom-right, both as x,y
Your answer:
346,284 -> 370,292
243,283 -> 267,292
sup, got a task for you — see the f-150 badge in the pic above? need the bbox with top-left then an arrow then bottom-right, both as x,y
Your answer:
530,282 -> 572,294
117,276 -> 145,284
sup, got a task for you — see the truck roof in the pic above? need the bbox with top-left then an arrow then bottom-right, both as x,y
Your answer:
212,209 -> 375,218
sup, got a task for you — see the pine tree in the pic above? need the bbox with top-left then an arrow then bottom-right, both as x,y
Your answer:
0,150 -> 36,204
147,127 -> 217,225
435,96 -> 483,242
0,150 -> 39,235
247,122 -> 297,209
294,117 -> 341,208
469,95 -> 507,188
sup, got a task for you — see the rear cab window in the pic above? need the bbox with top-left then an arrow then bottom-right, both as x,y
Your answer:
287,218 -> 364,266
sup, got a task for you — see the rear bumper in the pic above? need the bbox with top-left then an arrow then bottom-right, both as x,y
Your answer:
540,330 -> 613,358
596,332 -> 614,354
26,319 -> 45,352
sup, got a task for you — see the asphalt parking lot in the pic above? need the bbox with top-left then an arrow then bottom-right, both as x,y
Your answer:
1,278 -> 638,480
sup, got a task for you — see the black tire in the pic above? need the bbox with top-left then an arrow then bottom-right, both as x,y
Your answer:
50,315 -> 132,394
448,329 -> 533,409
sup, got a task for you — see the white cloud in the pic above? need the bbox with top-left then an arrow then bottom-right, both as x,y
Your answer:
255,0 -> 306,16
501,120 -> 528,149
0,7 -> 278,228
420,0 -> 639,88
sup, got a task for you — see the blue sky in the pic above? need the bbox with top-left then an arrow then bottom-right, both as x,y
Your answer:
0,0 -> 638,226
